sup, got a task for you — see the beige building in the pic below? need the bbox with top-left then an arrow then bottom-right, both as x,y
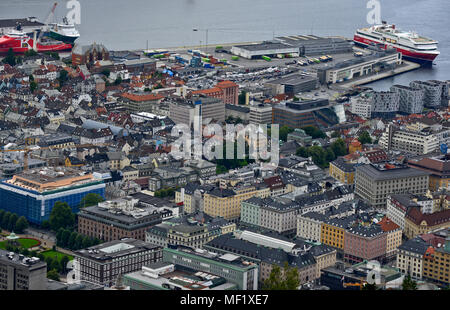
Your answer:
396,238 -> 429,280
378,216 -> 403,261
309,246 -> 337,280
204,185 -> 266,221
297,212 -> 326,243
379,125 -> 439,155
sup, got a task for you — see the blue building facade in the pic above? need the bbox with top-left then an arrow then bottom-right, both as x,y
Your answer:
0,180 -> 105,224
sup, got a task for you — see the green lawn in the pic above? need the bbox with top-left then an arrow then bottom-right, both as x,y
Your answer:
0,238 -> 40,250
40,250 -> 73,261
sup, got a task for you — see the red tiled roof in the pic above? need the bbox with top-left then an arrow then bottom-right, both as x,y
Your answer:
378,216 -> 400,232
406,208 -> 450,227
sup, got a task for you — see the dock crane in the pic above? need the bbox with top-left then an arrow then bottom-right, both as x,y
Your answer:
0,142 -> 112,171
33,2 -> 58,51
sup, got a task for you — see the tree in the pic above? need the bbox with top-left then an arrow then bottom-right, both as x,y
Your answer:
263,264 -> 283,290
238,91 -> 247,105
402,275 -> 417,290
41,220 -> 50,230
74,234 -> 84,250
358,130 -> 372,145
1,212 -> 11,230
2,48 -> 16,66
30,81 -> 38,93
280,126 -> 294,142
60,229 -> 71,248
325,148 -> 336,162
101,69 -> 110,77
8,213 -> 18,232
330,138 -> 348,157
82,236 -> 92,249
15,216 -> 29,234
302,126 -> 326,139
331,131 -> 341,138
47,269 -> 60,281
49,202 -> 75,232
308,145 -> 328,168
24,49 -> 38,57
114,76 -> 123,85
79,193 -> 104,208
296,147 -> 309,158
283,262 -> 300,290
263,262 -> 299,290
58,70 -> 69,86
60,255 -> 70,274
56,228 -> 65,247
67,232 -> 78,250
0,210 -> 5,226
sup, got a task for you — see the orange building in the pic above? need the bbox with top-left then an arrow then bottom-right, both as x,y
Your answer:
192,80 -> 239,105
349,139 -> 362,154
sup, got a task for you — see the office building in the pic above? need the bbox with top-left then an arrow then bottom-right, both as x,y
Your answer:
272,99 -> 339,129
123,262 -> 237,290
169,96 -> 225,126
396,238 -> 429,280
77,196 -> 170,242
379,125 -> 439,155
264,74 -> 318,96
0,167 -> 105,224
192,80 -> 239,106
410,80 -> 446,108
162,246 -> 258,290
0,250 -> 46,290
354,163 -> 429,208
249,104 -> 273,125
74,238 -> 162,287
390,85 -> 425,114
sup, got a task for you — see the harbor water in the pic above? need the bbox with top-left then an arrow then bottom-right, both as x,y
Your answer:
1,0 -> 449,90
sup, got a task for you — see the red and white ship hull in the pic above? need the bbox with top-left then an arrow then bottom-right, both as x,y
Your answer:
353,34 -> 440,62
0,33 -> 72,54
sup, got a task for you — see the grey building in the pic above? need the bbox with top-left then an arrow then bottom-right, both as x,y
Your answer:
0,250 -> 47,290
370,91 -> 400,119
74,238 -> 163,287
275,35 -> 353,56
169,96 -> 225,126
265,74 -> 318,96
163,246 -> 259,290
390,85 -> 425,114
225,104 -> 250,122
410,80 -> 445,108
249,104 -> 273,125
354,163 -> 430,208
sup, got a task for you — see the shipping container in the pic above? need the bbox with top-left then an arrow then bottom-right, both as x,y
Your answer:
262,55 -> 271,61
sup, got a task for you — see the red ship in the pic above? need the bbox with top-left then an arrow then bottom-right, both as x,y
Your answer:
0,31 -> 73,54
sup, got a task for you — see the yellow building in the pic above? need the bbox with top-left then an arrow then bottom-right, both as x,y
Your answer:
378,216 -> 403,260
423,244 -> 450,287
404,208 -> 450,239
203,185 -> 266,220
348,139 -> 362,154
321,220 -> 346,250
329,157 -> 355,185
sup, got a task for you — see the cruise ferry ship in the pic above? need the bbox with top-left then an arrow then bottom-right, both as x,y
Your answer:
354,22 -> 440,62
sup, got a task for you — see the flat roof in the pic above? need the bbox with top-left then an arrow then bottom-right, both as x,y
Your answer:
356,164 -> 430,181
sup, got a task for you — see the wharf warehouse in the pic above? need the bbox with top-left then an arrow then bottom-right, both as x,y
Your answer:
317,48 -> 402,84
230,35 -> 352,59
0,17 -> 43,35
